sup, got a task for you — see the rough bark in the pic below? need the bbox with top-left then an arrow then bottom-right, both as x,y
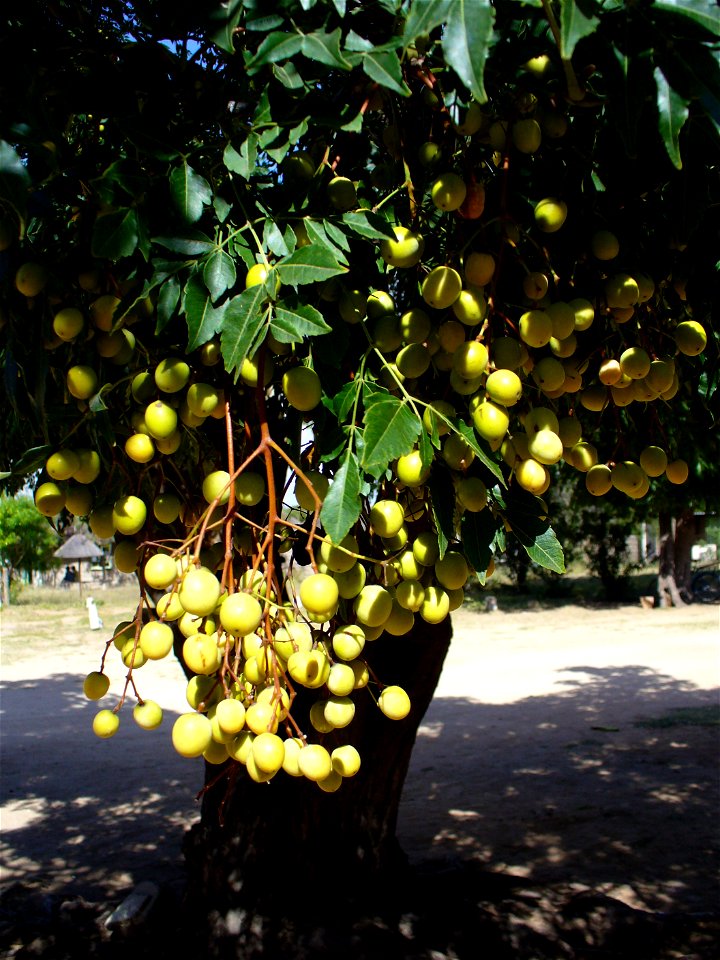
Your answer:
182,616 -> 453,956
657,512 -> 687,607
675,509 -> 701,600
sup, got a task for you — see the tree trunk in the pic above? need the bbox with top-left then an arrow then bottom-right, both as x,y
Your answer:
675,509 -> 701,600
182,616 -> 453,957
0,566 -> 9,606
657,512 -> 687,607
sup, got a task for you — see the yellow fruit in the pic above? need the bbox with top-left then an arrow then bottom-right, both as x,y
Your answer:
53,307 -> 84,341
639,445 -> 668,477
89,295 -> 121,331
605,274 -> 639,309
451,289 -> 487,326
327,176 -> 357,212
114,539 -> 140,573
83,671 -> 110,700
155,356 -> 190,393
112,495 -> 147,536
15,262 -> 47,297
139,620 -> 175,660
514,458 -> 550,495
34,482 -> 65,517
378,685 -> 411,720
534,197 -> 567,232
172,713 -> 213,758
470,398 -> 510,443
380,226 -> 425,268
464,251 -> 495,287
666,459 -> 689,484
430,172 -> 467,211
591,230 -> 620,260
395,449 -> 430,487
179,567 -> 222,618
66,365 -> 98,399
125,433 -> 155,463
283,366 -> 322,412
421,266 -> 463,310
93,709 -> 120,739
512,118 -> 542,153
674,321 -> 706,356
585,464 -> 612,496
519,309 -> 552,348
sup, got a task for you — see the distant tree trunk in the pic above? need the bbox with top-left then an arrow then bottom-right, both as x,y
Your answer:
675,509 -> 700,600
182,617 -> 453,957
657,512 -> 688,607
1,566 -> 10,606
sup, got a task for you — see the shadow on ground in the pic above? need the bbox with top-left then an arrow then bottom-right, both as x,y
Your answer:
1,665 -> 718,958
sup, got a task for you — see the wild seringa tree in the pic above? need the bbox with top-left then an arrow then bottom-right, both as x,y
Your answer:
1,0 -> 718,951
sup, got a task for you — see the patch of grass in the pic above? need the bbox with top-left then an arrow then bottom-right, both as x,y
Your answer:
634,706 -> 720,729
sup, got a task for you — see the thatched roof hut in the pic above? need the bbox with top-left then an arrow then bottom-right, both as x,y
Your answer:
54,533 -> 105,592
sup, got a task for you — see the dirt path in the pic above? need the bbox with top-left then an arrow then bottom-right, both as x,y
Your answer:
1,595 -> 718,933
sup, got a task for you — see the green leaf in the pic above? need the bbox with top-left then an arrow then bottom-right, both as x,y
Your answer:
322,219 -> 351,253
655,67 -> 690,170
276,244 -> 348,286
219,287 -> 268,376
341,210 -> 397,240
303,219 -> 349,264
270,300 -> 332,344
418,428 -> 435,469
320,450 -> 362,543
0,140 -> 30,233
170,162 -> 212,224
653,0 -> 720,36
361,395 -> 421,478
246,31 -> 303,73
207,0 -> 244,53
559,0 -> 600,59
91,208 -> 139,259
203,249 -> 237,302
341,111 -> 364,133
184,274 -> 226,351
153,234 -> 214,255
329,380 -> 361,422
518,523 -> 566,573
454,420 -> 505,484
403,0 -> 452,43
332,0 -> 347,17
460,509 -> 497,580
224,135 -> 259,180
363,50 -> 411,97
301,29 -> 352,69
263,220 -> 290,258
345,31 -> 373,52
156,276 -> 181,334
444,0 -> 495,103
10,444 -> 53,477
273,61 -> 305,90
428,465 -> 455,559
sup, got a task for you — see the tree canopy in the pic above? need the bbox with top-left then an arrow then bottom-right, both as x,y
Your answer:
0,0 -> 718,778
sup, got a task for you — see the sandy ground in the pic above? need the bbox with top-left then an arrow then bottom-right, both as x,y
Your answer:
1,594 -> 718,922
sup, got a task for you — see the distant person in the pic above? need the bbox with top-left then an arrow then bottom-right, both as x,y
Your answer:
62,565 -> 77,585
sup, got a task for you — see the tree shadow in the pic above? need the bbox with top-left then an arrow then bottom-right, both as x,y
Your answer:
400,664 -> 720,915
0,674 -> 200,901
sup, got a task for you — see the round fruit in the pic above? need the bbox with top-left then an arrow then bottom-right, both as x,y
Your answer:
512,118 -> 542,153
133,701 -> 163,730
422,266 -> 462,310
15,262 -> 47,297
534,197 -> 567,232
53,307 -> 84,341
172,713 -> 213,758
470,399 -> 509,443
177,566 -> 221,618
114,539 -> 140,573
89,295 -> 121,331
453,341 -> 488,379
666,459 -> 689,484
125,433 -> 155,463
282,366 -> 322,412
619,347 -> 651,380
378,685 -> 411,720
298,744 -> 332,782
464,252 -> 495,286
299,573 -> 339,621
235,472 -> 265,507
420,586 -> 450,624
155,357 -> 190,393
456,476 -> 488,512
332,624 -> 366,661
639,445 -> 668,477
430,172 -> 467,211
327,176 -> 357,212
153,492 -> 181,524
519,309 -> 552,347
591,229 -> 620,260
380,226 -> 425,268
73,449 -> 101,484
585,464 -> 612,496
485,369 -> 522,406
295,471 -> 330,511
144,553 -> 178,590
93,709 -> 120,739
370,499 -> 405,538
66,365 -> 98,399
112,495 -> 147,535
395,449 -> 430,487
332,745 -> 361,777
435,551 -> 469,590
605,274 -> 639,309
674,321 -> 706,356
83,671 -> 110,700
186,382 -> 222,417
219,591 -> 262,635
144,400 -> 178,440
354,584 -> 393,628
418,141 -> 442,166
515,458 -> 550,494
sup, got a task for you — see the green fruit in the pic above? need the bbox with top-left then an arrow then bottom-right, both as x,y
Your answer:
412,531 -> 439,566
179,567 -> 222,618
235,472 -> 265,507
93,709 -> 120,739
532,357 -> 565,392
619,347 -> 651,380
66,365 -> 98,400
327,176 -> 357,211
422,400 -> 455,437
395,449 -> 430,487
512,118 -> 542,153
585,464 -> 613,496
172,713 -> 213,758
53,307 -> 84,341
15,262 -> 47,297
378,685 -> 411,720
464,251 -> 495,287
133,701 -> 163,730
422,266 -> 462,310
144,400 -> 178,440
299,573 -> 339,621
674,321 -> 706,356
591,229 -> 620,260
456,476 -> 488,512
89,294 -> 121,331
84,671 -> 110,700
380,226 -> 425,268
400,307 -> 432,343
295,470 -> 330,511
370,499 -> 405,538
430,172 -> 467,212
112,495 -> 147,536
319,533 -> 358,573
65,485 -> 92,517
89,506 -> 116,539
434,551 -> 469,590
202,470 -> 232,505
418,141 -> 442,166
186,382 -> 222,417
534,197 -> 567,233
605,274 -> 639,309
155,357 -> 190,393
153,492 -> 181,524
283,366 -> 322,412
470,398 -> 510,443
485,369 -> 522,406
114,539 -> 140,573
396,343 -> 431,379
453,341 -> 488,379
353,584 -> 393,628
519,309 -> 552,347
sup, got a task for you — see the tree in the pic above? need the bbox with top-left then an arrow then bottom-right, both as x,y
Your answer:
0,493 -> 60,603
1,0 -> 718,951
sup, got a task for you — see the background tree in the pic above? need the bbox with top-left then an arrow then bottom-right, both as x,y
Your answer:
0,494 -> 60,603
1,0 -> 718,952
